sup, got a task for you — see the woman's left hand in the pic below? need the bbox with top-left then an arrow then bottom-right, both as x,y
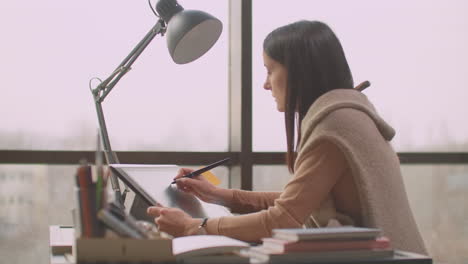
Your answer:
147,206 -> 202,237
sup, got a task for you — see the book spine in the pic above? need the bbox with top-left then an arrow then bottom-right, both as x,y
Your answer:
76,166 -> 93,237
76,164 -> 102,237
272,228 -> 380,241
252,247 -> 394,264
263,237 -> 391,252
73,187 -> 83,238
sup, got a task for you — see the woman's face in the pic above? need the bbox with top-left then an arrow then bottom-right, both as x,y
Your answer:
263,52 -> 288,112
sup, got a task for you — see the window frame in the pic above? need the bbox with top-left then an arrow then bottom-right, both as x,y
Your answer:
1,0 -> 467,190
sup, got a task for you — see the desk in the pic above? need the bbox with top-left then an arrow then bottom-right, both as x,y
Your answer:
50,249 -> 433,264
49,226 -> 433,264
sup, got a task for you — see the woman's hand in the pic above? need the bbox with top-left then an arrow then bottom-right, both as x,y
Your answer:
147,206 -> 201,237
174,168 -> 233,207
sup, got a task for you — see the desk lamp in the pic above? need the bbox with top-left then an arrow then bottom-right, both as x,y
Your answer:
89,0 -> 222,205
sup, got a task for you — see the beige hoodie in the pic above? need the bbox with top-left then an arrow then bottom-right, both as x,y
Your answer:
298,89 -> 426,254
206,89 -> 427,254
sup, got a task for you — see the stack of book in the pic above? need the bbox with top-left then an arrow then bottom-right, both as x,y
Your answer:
248,226 -> 394,263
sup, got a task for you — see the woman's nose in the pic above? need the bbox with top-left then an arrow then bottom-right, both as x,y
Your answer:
263,80 -> 271,90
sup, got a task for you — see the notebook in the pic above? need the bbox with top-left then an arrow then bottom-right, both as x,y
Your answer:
109,164 -> 232,219
173,235 -> 249,258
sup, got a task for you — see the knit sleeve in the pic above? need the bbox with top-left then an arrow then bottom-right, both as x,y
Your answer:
204,141 -> 347,242
229,190 -> 281,214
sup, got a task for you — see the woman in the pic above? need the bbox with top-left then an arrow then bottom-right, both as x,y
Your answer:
147,20 -> 427,254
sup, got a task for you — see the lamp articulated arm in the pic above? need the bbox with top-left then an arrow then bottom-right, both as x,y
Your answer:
90,19 -> 166,204
89,0 -> 223,208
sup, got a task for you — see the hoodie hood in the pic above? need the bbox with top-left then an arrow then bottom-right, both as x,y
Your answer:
301,89 -> 395,142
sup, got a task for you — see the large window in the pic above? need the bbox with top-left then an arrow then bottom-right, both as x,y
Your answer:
1,1 -> 468,264
0,164 -> 230,263
0,1 -> 228,151
0,1 -> 229,264
253,164 -> 468,264
252,0 -> 468,152
252,1 -> 468,263
401,165 -> 468,264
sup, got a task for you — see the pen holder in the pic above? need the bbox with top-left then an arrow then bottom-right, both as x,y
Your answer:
73,236 -> 174,263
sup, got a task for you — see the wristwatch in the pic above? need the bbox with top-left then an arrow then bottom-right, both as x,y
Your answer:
197,218 -> 208,235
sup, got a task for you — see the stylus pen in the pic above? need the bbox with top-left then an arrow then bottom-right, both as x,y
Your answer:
170,157 -> 230,184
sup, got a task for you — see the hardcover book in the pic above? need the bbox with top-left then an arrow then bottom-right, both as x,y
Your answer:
247,245 -> 394,264
262,236 -> 391,252
272,226 -> 381,241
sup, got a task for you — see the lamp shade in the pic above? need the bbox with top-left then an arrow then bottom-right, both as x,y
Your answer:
166,10 -> 222,64
156,0 -> 222,64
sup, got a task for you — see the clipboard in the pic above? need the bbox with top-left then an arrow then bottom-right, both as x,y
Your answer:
109,164 -> 232,219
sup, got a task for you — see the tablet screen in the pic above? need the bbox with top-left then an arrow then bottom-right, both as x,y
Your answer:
110,164 -> 232,219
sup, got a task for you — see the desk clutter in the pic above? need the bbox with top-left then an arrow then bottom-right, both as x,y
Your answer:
71,161 -> 173,262
75,160 -> 163,239
50,162 -> 432,263
50,225 -> 432,264
50,225 -> 249,263
65,161 -> 251,263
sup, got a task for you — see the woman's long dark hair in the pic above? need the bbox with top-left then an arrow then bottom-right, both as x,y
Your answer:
263,20 -> 354,172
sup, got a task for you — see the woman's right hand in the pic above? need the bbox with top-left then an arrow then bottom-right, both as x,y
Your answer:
174,168 -> 232,207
